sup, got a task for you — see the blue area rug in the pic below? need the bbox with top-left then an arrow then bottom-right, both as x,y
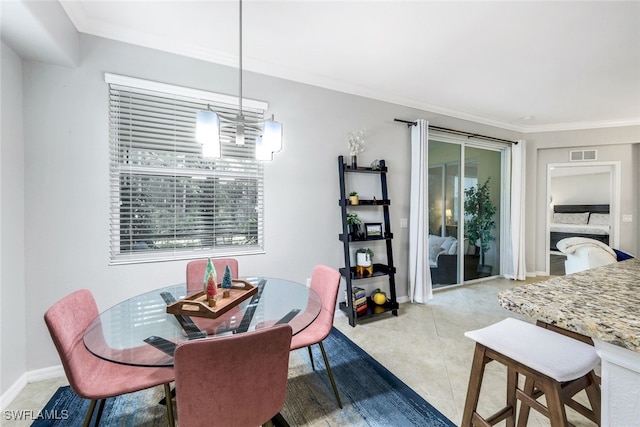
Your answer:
33,327 -> 454,426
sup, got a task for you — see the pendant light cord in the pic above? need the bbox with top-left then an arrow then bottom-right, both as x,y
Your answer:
238,0 -> 243,117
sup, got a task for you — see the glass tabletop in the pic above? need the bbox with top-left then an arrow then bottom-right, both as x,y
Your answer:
83,277 -> 322,367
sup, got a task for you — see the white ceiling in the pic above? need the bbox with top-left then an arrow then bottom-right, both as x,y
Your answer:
24,1 -> 640,132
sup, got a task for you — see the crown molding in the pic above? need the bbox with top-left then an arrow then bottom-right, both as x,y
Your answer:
518,118 -> 640,134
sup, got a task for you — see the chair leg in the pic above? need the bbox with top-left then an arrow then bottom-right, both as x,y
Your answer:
505,367 -> 517,427
164,383 -> 175,427
307,346 -> 316,371
318,341 -> 343,409
584,371 -> 601,425
517,376 -> 536,427
93,399 -> 106,426
82,400 -> 97,427
270,412 -> 291,427
462,344 -> 487,427
544,381 -> 569,427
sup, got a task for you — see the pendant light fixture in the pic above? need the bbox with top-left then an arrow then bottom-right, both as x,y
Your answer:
196,0 -> 283,160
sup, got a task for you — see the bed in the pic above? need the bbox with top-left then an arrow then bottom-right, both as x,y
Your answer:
550,204 -> 610,251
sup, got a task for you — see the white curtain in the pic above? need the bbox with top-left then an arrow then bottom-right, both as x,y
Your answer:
505,139 -> 527,280
408,119 -> 432,303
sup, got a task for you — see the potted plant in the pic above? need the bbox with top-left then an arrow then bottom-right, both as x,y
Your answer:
464,177 -> 497,277
355,248 -> 374,277
346,212 -> 362,239
349,191 -> 359,205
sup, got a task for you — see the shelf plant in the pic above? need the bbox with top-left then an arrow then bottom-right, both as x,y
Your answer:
355,248 -> 374,277
346,212 -> 362,238
355,247 -> 374,264
349,191 -> 359,205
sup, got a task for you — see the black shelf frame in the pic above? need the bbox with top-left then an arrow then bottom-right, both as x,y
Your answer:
340,199 -> 391,206
338,297 -> 400,321
337,155 -> 398,326
338,234 -> 394,243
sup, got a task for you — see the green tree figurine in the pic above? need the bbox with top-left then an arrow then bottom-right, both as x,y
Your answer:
203,258 -> 216,294
221,264 -> 233,298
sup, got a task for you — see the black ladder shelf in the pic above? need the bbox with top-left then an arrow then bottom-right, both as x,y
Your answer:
337,155 -> 399,327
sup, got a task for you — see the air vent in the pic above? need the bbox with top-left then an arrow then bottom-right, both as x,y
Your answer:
569,150 -> 597,161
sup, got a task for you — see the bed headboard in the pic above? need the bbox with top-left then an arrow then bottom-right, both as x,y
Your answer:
553,204 -> 609,214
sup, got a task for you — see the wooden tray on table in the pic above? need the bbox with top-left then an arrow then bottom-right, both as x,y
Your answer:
166,279 -> 257,319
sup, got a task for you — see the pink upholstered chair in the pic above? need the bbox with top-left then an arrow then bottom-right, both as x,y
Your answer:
44,289 -> 175,427
186,258 -> 239,292
290,264 -> 343,408
174,324 -> 293,427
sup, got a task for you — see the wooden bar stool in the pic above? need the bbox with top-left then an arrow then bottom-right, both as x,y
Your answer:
461,318 -> 601,427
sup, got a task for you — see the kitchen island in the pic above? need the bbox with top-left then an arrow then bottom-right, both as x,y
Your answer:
498,258 -> 639,427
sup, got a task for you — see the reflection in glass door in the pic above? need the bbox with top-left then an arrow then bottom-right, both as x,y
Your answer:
429,139 -> 502,287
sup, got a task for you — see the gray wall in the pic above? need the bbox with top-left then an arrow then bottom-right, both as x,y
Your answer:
2,31 -> 639,398
551,173 -> 610,205
17,34 -> 522,374
1,41 -> 26,394
527,132 -> 639,274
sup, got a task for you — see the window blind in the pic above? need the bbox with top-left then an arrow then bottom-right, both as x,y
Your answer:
107,75 -> 265,264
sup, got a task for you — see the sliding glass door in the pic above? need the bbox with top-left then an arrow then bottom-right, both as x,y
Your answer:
428,138 -> 503,287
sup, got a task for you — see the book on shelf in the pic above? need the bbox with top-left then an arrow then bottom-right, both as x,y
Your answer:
354,296 -> 367,307
356,303 -> 368,315
352,286 -> 368,315
345,286 -> 366,306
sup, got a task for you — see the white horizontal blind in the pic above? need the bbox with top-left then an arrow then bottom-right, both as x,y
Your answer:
108,76 -> 265,264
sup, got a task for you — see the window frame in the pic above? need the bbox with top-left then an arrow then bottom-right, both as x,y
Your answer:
106,73 -> 266,265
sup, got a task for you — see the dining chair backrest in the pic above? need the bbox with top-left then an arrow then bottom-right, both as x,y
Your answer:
45,289 -> 176,426
309,264 -> 342,340
174,324 -> 293,427
44,289 -> 102,396
186,258 -> 239,292
288,264 -> 343,408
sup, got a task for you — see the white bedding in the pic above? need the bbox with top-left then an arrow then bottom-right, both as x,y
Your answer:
550,223 -> 610,235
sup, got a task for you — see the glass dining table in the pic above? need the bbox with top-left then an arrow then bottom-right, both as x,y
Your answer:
83,277 -> 322,367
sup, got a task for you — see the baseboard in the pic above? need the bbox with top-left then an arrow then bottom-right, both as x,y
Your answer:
396,295 -> 410,304
27,365 -> 65,382
0,373 -> 27,412
0,365 -> 64,412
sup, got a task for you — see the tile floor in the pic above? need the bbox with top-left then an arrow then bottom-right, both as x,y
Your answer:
4,277 -> 597,426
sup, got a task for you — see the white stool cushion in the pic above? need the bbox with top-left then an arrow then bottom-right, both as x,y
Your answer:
465,318 -> 600,382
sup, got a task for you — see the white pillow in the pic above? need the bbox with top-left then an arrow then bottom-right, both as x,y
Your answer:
428,235 -> 447,262
448,240 -> 458,255
588,213 -> 610,226
440,236 -> 456,253
553,212 -> 590,225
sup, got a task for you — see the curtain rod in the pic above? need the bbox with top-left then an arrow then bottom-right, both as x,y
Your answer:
394,118 -> 518,145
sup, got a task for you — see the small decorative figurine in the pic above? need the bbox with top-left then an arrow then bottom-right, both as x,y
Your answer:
221,265 -> 233,298
203,258 -> 217,295
206,272 -> 217,307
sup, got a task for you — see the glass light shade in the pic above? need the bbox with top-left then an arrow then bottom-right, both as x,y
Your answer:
196,111 -> 221,158
255,119 -> 283,161
255,136 -> 272,161
262,120 -> 283,153
236,122 -> 245,146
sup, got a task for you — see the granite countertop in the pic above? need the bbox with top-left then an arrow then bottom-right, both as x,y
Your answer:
498,258 -> 640,353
